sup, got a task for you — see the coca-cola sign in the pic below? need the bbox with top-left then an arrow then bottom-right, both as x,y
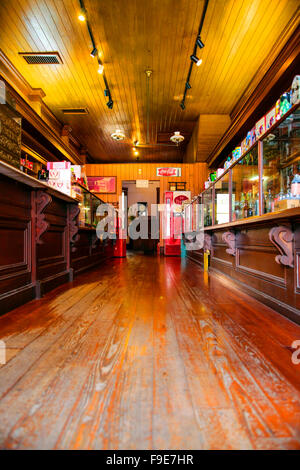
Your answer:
156,167 -> 181,177
174,194 -> 188,204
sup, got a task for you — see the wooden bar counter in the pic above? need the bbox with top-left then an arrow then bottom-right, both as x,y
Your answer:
0,160 -> 111,315
187,209 -> 300,324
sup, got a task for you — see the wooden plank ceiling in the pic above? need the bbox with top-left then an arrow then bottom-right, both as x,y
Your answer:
0,0 -> 298,163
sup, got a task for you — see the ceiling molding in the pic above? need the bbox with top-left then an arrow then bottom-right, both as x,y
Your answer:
0,49 -> 85,164
207,17 -> 300,168
231,8 -> 300,121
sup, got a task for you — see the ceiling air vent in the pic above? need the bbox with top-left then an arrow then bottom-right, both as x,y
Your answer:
19,52 -> 63,65
61,108 -> 89,115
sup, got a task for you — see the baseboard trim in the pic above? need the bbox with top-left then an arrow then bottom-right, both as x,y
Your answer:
0,283 -> 36,316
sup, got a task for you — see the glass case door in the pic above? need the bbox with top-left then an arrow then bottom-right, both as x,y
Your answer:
214,171 -> 230,224
231,146 -> 259,221
202,189 -> 213,227
262,108 -> 300,213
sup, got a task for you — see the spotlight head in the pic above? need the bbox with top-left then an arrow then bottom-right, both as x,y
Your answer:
134,140 -> 139,147
97,63 -> 104,74
180,101 -> 185,110
190,54 -> 202,66
104,89 -> 109,97
196,36 -> 205,49
107,99 -> 113,109
186,81 -> 191,89
90,47 -> 98,58
78,8 -> 86,21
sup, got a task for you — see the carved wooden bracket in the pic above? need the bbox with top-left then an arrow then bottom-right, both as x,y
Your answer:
36,190 -> 52,244
269,225 -> 294,268
69,205 -> 80,251
222,231 -> 236,256
91,233 -> 99,250
204,233 -> 213,254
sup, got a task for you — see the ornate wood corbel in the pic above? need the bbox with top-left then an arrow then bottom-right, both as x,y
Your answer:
269,225 -> 294,268
36,190 -> 52,244
69,205 -> 80,251
91,232 -> 99,250
222,231 -> 236,256
204,233 -> 213,254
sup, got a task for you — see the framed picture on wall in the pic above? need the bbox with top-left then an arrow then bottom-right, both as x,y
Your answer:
87,176 -> 117,194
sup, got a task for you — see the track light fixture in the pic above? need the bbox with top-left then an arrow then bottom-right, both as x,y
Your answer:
78,8 -> 86,21
78,0 -> 114,110
190,55 -> 202,66
196,36 -> 205,49
90,47 -> 98,58
180,0 -> 209,110
98,62 -> 104,74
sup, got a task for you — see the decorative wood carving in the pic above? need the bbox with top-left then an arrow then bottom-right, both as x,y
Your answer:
269,226 -> 294,268
91,233 -> 99,250
204,233 -> 212,254
69,205 -> 80,251
222,231 -> 236,256
36,190 -> 52,244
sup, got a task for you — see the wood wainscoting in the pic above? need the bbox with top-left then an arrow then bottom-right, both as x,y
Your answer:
0,174 -> 35,313
187,212 -> 300,324
0,167 -> 112,315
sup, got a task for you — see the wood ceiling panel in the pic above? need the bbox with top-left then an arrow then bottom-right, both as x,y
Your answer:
0,0 -> 298,163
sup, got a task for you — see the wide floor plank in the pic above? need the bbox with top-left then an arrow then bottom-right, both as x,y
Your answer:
0,253 -> 299,450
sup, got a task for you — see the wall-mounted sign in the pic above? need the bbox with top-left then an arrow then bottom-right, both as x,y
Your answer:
87,176 -> 116,194
136,179 -> 149,188
173,191 -> 191,212
156,167 -> 181,177
174,194 -> 189,205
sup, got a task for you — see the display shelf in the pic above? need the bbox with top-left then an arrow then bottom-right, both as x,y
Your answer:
197,103 -> 300,228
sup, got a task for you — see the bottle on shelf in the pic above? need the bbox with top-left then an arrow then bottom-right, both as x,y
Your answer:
243,193 -> 249,218
254,193 -> 259,215
265,189 -> 274,213
247,192 -> 253,217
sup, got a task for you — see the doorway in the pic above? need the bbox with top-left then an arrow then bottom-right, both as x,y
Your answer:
122,180 -> 160,254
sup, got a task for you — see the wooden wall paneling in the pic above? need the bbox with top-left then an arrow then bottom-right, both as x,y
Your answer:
36,195 -> 70,297
0,175 -> 35,314
188,217 -> 300,323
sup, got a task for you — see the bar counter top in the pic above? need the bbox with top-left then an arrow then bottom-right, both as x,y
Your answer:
204,207 -> 300,231
0,160 -> 77,203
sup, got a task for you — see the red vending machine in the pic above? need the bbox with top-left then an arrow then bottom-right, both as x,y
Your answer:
163,191 -> 182,256
113,214 -> 126,258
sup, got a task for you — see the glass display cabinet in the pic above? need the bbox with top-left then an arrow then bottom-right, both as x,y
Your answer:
231,146 -> 259,221
202,189 -> 213,227
262,108 -> 300,213
75,183 -> 105,228
215,170 -> 230,224
199,103 -> 299,227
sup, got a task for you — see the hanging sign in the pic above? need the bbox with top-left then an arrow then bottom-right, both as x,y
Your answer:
136,179 -> 149,188
156,167 -> 181,177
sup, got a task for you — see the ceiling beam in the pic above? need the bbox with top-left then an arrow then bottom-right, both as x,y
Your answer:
184,114 -> 231,163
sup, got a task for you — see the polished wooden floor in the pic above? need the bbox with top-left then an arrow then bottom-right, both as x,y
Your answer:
0,253 -> 300,450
